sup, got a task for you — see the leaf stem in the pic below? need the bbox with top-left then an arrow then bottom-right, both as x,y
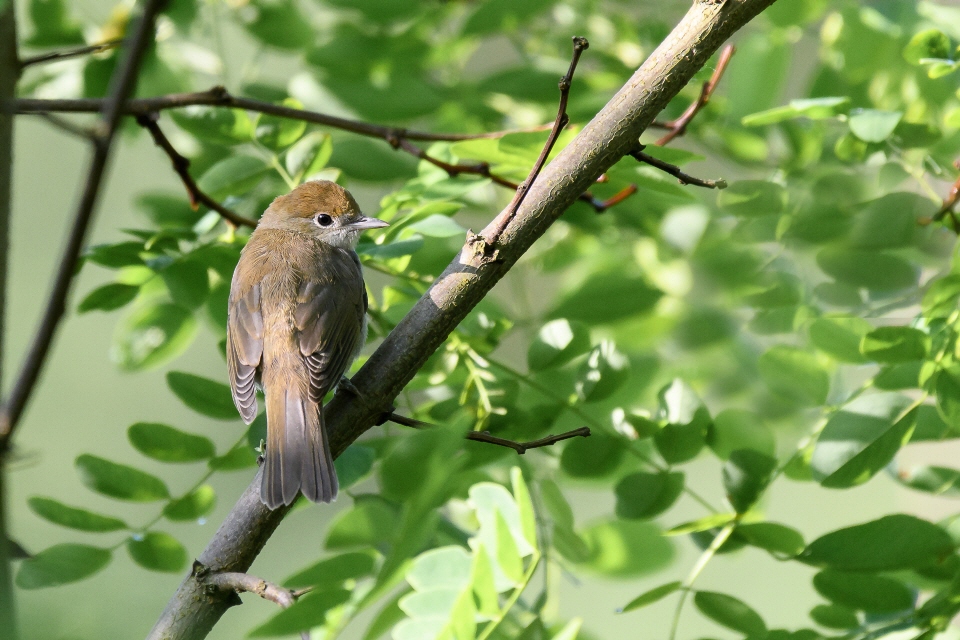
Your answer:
668,519 -> 738,640
476,551 -> 541,640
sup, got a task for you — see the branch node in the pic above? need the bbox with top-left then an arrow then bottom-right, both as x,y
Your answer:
464,230 -> 499,266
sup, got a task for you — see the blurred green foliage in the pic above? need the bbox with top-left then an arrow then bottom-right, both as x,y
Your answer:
11,0 -> 960,638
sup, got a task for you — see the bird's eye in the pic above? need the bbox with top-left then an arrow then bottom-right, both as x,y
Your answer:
315,213 -> 334,227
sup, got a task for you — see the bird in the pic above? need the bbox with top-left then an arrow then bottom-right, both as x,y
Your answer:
226,180 -> 387,509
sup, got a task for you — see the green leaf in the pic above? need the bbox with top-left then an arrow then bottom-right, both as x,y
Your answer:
249,588 -> 352,636
285,551 -> 377,588
495,509 -> 523,583
809,603 -> 858,629
575,341 -> 630,403
136,192 -> 204,228
166,371 -> 238,420
693,591 -> 767,636
614,471 -> 684,520
665,513 -> 736,536
737,522 -> 805,557
16,544 -> 111,589
723,450 -> 776,513
923,275 -> 960,318
241,0 -> 314,50
577,519 -> 674,578
717,180 -> 787,216
26,0 -> 84,46
937,369 -> 960,429
849,193 -> 927,250
549,272 -> 661,324
653,379 -> 709,464
326,497 -> 399,549
75,455 -> 170,502
511,467 -> 537,550
708,409 -> 775,460
811,393 -> 916,488
196,155 -> 269,200
127,531 -> 187,573
28,497 -> 127,532
333,445 -> 376,491
619,581 -> 683,613
741,97 -> 850,126
898,465 -> 960,495
113,303 -> 197,371
817,247 -> 918,292
809,316 -> 873,364
799,514 -> 954,571
255,98 -> 308,150
160,260 -> 210,310
758,346 -> 830,405
904,29 -> 952,65
527,319 -> 592,371
812,569 -> 912,613
208,442 -> 257,470
128,422 -> 216,462
561,434 -> 624,479
163,485 -> 217,521
286,131 -> 333,180
848,109 -> 903,143
860,327 -> 928,363
470,543 -> 499,618
78,283 -> 139,313
407,546 -> 473,592
171,107 -> 253,146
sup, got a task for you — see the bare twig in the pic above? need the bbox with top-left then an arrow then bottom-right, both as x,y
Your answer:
201,569 -> 308,640
19,39 -> 123,68
0,0 -> 167,445
383,412 -> 591,454
135,112 -> 257,228
487,36 -> 589,245
203,570 -> 296,608
652,44 -> 735,145
15,86 -> 548,143
593,184 -> 639,211
631,147 -> 727,189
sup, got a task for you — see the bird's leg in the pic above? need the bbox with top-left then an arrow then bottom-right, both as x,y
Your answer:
336,376 -> 362,397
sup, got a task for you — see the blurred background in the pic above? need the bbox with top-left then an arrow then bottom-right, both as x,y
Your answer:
6,0 -> 960,638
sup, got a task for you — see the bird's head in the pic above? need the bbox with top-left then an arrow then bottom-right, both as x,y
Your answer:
260,180 -> 388,249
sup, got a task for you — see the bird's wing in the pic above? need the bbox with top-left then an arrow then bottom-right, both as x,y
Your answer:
295,248 -> 366,403
227,282 -> 263,424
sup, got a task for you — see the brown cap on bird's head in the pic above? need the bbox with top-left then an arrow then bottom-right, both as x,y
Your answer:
262,180 -> 362,223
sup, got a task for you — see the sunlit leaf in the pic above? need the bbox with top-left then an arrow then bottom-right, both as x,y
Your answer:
126,531 -> 187,572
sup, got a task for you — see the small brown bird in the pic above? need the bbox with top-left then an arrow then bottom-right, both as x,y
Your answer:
226,180 -> 387,509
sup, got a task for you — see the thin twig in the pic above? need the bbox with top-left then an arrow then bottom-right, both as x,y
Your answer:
202,570 -> 308,640
19,39 -> 123,68
487,36 -> 589,245
653,44 -> 735,145
630,148 -> 727,189
203,571 -> 297,608
594,184 -> 639,211
397,137 -> 619,213
384,412 -> 591,454
0,0 -> 167,444
15,86 -> 549,142
135,112 -> 257,228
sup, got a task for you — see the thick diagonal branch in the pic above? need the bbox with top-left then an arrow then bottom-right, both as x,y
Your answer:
146,3 -> 778,639
0,0 -> 166,445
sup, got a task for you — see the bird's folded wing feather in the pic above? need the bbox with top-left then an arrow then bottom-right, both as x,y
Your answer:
227,283 -> 263,424
295,254 -> 366,403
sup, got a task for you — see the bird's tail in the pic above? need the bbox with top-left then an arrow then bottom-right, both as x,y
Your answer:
262,385 -> 338,509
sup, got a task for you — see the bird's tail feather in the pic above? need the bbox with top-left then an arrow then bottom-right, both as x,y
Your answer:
262,386 -> 338,509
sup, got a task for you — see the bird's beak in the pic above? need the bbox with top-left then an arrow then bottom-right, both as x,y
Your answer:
350,216 -> 389,230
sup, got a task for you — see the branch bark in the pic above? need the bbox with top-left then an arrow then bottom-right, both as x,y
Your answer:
0,0 -> 165,444
147,2 -> 777,638
0,2 -> 19,636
